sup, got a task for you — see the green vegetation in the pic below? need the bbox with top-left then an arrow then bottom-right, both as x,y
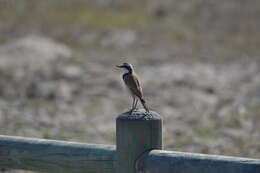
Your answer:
0,1 -> 151,29
194,125 -> 217,143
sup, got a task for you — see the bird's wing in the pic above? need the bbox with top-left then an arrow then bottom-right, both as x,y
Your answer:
123,73 -> 143,98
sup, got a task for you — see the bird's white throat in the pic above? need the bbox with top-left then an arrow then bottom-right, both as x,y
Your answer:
123,68 -> 130,75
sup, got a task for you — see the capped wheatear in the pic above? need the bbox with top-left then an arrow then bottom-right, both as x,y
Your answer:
116,63 -> 149,113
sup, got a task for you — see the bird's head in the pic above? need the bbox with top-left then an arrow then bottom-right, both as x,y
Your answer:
116,63 -> 133,73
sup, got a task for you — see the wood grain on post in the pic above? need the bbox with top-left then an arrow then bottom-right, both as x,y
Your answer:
0,135 -> 116,173
136,150 -> 260,173
116,109 -> 162,173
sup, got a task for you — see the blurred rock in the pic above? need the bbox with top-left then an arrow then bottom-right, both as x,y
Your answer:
61,65 -> 83,79
26,81 -> 56,100
0,35 -> 72,69
26,80 -> 77,102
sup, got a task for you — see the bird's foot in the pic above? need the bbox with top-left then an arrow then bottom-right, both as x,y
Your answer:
128,108 -> 137,114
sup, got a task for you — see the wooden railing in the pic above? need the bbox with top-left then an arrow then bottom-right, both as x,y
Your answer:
0,110 -> 259,173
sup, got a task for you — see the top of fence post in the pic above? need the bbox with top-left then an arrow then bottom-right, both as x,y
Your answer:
116,109 -> 162,173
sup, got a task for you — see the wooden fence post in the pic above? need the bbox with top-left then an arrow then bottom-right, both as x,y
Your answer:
116,109 -> 162,173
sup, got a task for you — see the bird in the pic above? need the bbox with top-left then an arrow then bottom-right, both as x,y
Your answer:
116,63 -> 149,113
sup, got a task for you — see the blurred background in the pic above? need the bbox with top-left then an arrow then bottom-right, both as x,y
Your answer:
0,0 -> 260,172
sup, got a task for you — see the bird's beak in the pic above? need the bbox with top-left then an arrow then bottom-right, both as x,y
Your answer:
116,65 -> 123,68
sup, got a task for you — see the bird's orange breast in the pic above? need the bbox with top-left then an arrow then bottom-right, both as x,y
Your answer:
123,73 -> 143,98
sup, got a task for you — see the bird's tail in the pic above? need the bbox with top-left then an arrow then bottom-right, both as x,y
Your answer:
140,97 -> 149,112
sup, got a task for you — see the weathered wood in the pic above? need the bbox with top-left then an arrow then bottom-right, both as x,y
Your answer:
116,109 -> 162,173
136,149 -> 260,173
0,135 -> 116,173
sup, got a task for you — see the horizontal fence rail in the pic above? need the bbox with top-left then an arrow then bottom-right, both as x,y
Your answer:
136,150 -> 260,173
0,135 -> 116,173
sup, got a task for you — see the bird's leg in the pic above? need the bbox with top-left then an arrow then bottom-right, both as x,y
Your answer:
129,96 -> 136,114
132,97 -> 136,110
134,99 -> 138,110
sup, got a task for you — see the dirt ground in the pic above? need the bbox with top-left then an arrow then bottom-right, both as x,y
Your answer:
0,0 -> 260,172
